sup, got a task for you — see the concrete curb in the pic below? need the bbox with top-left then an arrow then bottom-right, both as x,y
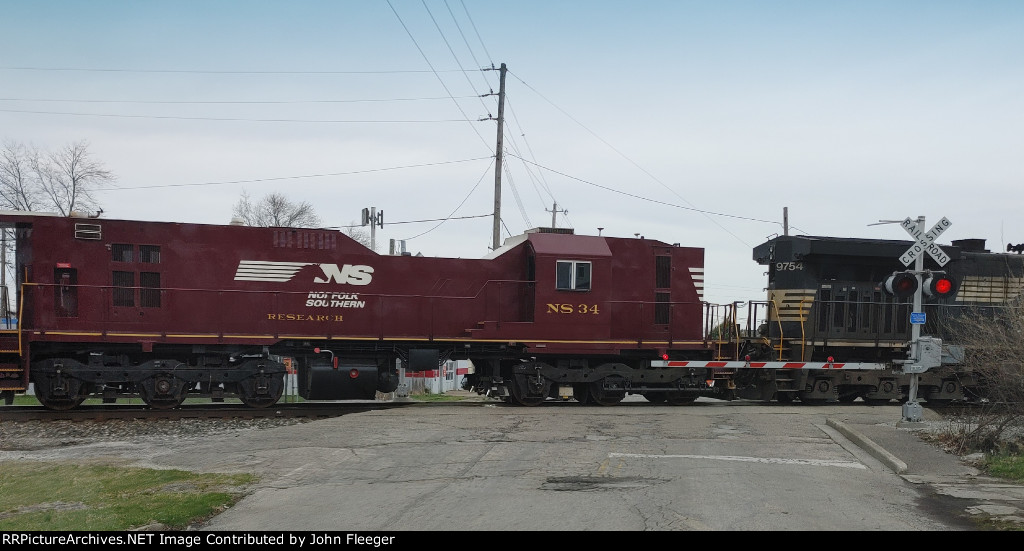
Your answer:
827,418 -> 908,474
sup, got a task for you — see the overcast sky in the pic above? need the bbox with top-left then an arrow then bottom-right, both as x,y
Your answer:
2,1 -> 1022,306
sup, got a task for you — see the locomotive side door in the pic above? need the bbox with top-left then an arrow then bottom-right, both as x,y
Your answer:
54,267 -> 78,318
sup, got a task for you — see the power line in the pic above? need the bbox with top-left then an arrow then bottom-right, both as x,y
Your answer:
0,66 -> 466,74
0,108 -> 468,124
400,159 -> 494,241
0,96 -> 477,104
421,0 -> 491,115
351,212 -> 491,228
94,156 -> 493,191
387,0 -> 492,151
458,0 -> 493,64
508,69 -> 757,246
508,153 -> 782,227
443,0 -> 495,102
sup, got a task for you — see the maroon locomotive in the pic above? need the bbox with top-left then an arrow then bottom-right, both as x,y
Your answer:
0,211 -> 721,409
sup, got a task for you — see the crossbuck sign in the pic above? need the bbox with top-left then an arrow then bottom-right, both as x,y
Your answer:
899,216 -> 952,267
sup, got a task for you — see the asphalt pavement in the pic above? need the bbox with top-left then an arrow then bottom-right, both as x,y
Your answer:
189,395 -> 1024,530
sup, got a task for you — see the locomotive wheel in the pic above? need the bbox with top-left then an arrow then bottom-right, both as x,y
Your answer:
238,372 -> 285,408
573,384 -> 592,405
641,392 -> 668,404
588,381 -> 625,406
138,374 -> 189,409
508,373 -> 546,406
35,376 -> 87,411
665,393 -> 698,405
924,381 -> 960,408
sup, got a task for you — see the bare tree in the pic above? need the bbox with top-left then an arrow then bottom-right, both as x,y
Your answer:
0,139 -> 113,317
342,221 -> 373,250
937,298 -> 1024,453
230,193 -> 377,251
232,191 -> 321,228
33,140 -> 111,216
0,141 -> 44,211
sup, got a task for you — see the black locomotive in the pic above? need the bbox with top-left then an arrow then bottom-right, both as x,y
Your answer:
742,234 -> 1024,405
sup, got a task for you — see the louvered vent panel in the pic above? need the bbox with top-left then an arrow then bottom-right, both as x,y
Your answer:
74,223 -> 102,240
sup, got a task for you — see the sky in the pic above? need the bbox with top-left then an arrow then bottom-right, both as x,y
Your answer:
2,1 -> 1022,308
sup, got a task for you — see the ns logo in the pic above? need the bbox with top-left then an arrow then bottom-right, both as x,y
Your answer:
314,264 -> 374,286
233,260 -> 375,285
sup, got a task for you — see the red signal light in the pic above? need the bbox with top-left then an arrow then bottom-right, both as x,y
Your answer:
924,273 -> 958,299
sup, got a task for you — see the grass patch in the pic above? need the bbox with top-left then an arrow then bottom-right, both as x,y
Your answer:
408,392 -> 468,403
983,454 -> 1024,482
10,395 -> 38,406
0,462 -> 255,531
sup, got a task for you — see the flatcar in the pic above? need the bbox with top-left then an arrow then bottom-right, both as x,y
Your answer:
744,234 -> 1024,405
0,210 -> 728,410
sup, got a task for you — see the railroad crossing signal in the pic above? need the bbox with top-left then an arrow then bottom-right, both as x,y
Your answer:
899,216 -> 952,267
879,215 -> 955,424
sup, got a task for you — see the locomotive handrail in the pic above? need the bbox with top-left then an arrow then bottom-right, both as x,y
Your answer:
23,279 -> 714,351
798,297 -> 809,361
769,298 -> 783,360
23,280 -> 534,301
14,281 -> 26,354
731,301 -> 742,359
26,279 -> 716,308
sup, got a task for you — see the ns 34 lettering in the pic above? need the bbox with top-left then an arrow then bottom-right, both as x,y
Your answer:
546,303 -> 600,315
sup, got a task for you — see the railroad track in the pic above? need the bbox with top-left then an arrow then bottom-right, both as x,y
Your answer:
0,401 -> 416,423
0,397 -> 978,423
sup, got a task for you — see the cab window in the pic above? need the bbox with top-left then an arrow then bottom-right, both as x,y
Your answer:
556,260 -> 591,291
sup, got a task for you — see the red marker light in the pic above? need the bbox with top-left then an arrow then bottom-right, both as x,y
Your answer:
827,356 -> 834,363
349,369 -> 360,379
661,353 -> 669,360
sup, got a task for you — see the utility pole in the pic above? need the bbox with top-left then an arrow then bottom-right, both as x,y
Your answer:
487,63 -> 507,251
1,227 -> 7,321
546,202 -> 567,229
